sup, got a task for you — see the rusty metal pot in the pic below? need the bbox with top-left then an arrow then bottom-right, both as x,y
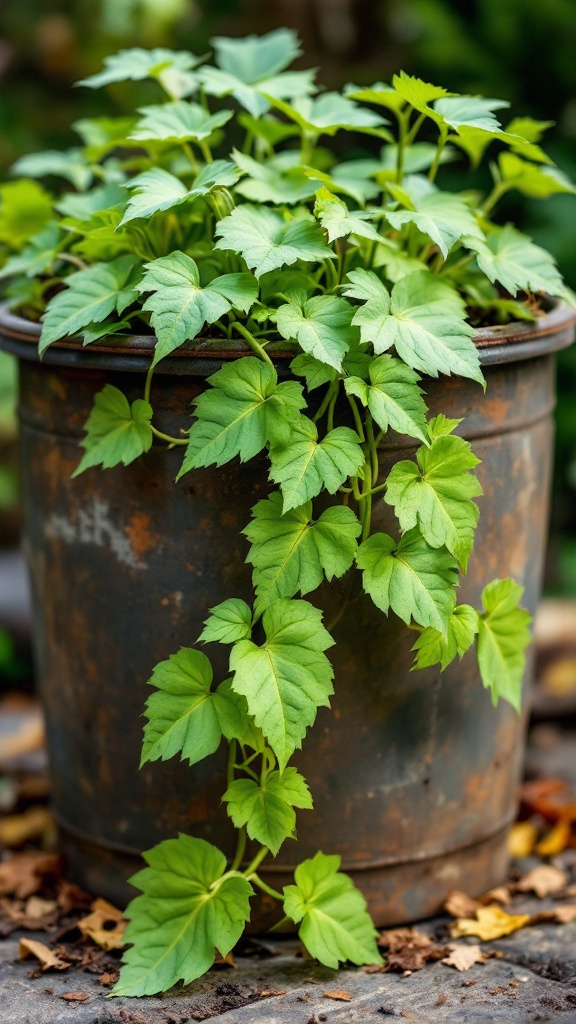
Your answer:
0,302 -> 574,926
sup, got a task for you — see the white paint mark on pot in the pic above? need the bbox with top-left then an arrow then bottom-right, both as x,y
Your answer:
45,497 -> 147,570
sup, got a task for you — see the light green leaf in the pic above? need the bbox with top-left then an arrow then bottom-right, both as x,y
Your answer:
11,149 -> 93,192
464,225 -> 565,298
72,384 -> 152,476
290,353 -> 337,391
343,269 -> 483,384
0,223 -> 61,280
214,205 -> 334,279
141,647 -> 223,767
276,294 -> 357,371
138,252 -> 257,365
356,529 -> 458,635
113,836 -> 252,996
384,433 -> 482,570
345,81 -> 406,113
229,599 -> 334,769
40,255 -> 140,352
0,180 -> 54,248
412,604 -> 479,671
199,29 -> 315,117
212,678 -> 265,751
179,358 -> 305,475
434,95 -> 509,132
73,115 -> 138,157
56,182 -> 126,221
81,319 -> 131,344
313,187 -> 383,243
344,354 -> 427,442
385,183 -> 483,259
498,152 -> 576,199
269,420 -> 364,512
78,47 -> 201,99
392,71 -> 452,113
223,767 -> 312,855
121,161 -> 240,224
477,578 -> 532,712
264,92 -> 388,137
233,151 -> 318,205
283,851 -> 382,969
199,599 -> 253,644
130,102 -> 232,143
244,492 -> 361,611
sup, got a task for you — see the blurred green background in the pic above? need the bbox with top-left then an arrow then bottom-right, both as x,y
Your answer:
0,0 -> 575,592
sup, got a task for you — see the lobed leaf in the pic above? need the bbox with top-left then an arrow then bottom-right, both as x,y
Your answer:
275,293 -> 357,371
344,354 -> 428,442
121,161 -> 240,224
130,102 -> 233,143
477,579 -> 532,712
199,599 -> 253,644
223,767 -> 312,855
72,384 -> 152,476
412,604 -> 479,671
214,205 -> 334,279
269,419 -> 364,512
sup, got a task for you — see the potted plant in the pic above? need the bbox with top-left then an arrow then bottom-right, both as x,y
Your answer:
0,29 -> 575,997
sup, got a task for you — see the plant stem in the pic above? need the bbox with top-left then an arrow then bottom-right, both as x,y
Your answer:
312,381 -> 338,423
250,873 -> 284,901
357,481 -> 388,500
234,322 -> 274,368
428,130 -> 447,183
144,364 -> 154,405
183,142 -> 200,173
150,424 -> 188,446
347,394 -> 366,442
227,739 -> 237,788
199,140 -> 213,164
230,827 -> 247,872
243,846 -> 269,877
481,182 -> 509,217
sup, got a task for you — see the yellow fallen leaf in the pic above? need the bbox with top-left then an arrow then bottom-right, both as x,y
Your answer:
324,989 -> 352,1001
508,821 -> 538,858
0,806 -> 53,849
77,897 -> 126,951
19,938 -> 69,971
516,864 -> 567,898
442,944 -> 486,971
535,819 -> 572,858
451,904 -> 530,941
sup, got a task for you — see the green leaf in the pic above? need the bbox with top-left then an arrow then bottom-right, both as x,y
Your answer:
345,82 -> 407,113
264,92 -> 388,137
72,385 -> 152,476
214,205 -> 334,279
356,529 -> 458,635
385,181 -> 483,259
223,767 -> 312,856
198,599 -> 253,644
392,72 -> 451,114
113,836 -> 252,996
56,182 -> 126,221
138,252 -> 257,365
78,47 -> 201,99
434,95 -> 509,132
269,420 -> 364,512
343,269 -> 483,384
275,294 -> 357,371
412,604 -> 479,671
283,851 -> 382,969
0,224 -> 61,280
498,152 -> 576,199
229,599 -> 334,769
0,180 -> 54,248
40,255 -> 140,352
179,358 -> 305,475
199,29 -> 315,117
344,354 -> 427,442
130,102 -> 232,143
477,579 -> 532,712
73,115 -> 138,158
11,150 -> 93,192
464,225 -> 565,298
314,187 -> 383,243
212,678 -> 265,750
244,492 -> 361,611
384,433 -> 482,570
233,151 -> 318,205
121,161 -> 240,224
141,648 -> 224,767
290,353 -> 337,391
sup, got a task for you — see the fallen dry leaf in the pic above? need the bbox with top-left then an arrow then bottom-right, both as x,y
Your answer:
480,886 -> 511,906
213,951 -> 235,967
0,806 -> 53,848
257,989 -> 287,997
98,970 -> 120,987
19,938 -> 69,972
60,992 -> 88,1002
444,890 -> 482,919
451,904 -> 530,941
323,990 -> 352,1001
441,944 -> 486,971
508,821 -> 538,858
0,851 -> 62,899
77,897 -> 126,951
530,905 -> 576,925
516,864 -> 568,898
24,895 -> 58,918
378,927 -> 446,971
535,819 -> 572,858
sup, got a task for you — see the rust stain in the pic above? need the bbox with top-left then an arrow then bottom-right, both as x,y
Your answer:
124,512 -> 158,559
481,396 -> 512,423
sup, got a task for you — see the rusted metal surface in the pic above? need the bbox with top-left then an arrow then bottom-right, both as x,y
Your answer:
1,304 -> 574,925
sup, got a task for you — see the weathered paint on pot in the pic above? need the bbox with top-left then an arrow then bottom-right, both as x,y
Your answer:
1,303 -> 574,926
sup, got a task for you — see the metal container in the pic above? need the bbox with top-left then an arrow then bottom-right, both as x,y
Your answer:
1,303 -> 574,926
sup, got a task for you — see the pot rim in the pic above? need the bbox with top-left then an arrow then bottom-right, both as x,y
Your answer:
0,299 -> 574,375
